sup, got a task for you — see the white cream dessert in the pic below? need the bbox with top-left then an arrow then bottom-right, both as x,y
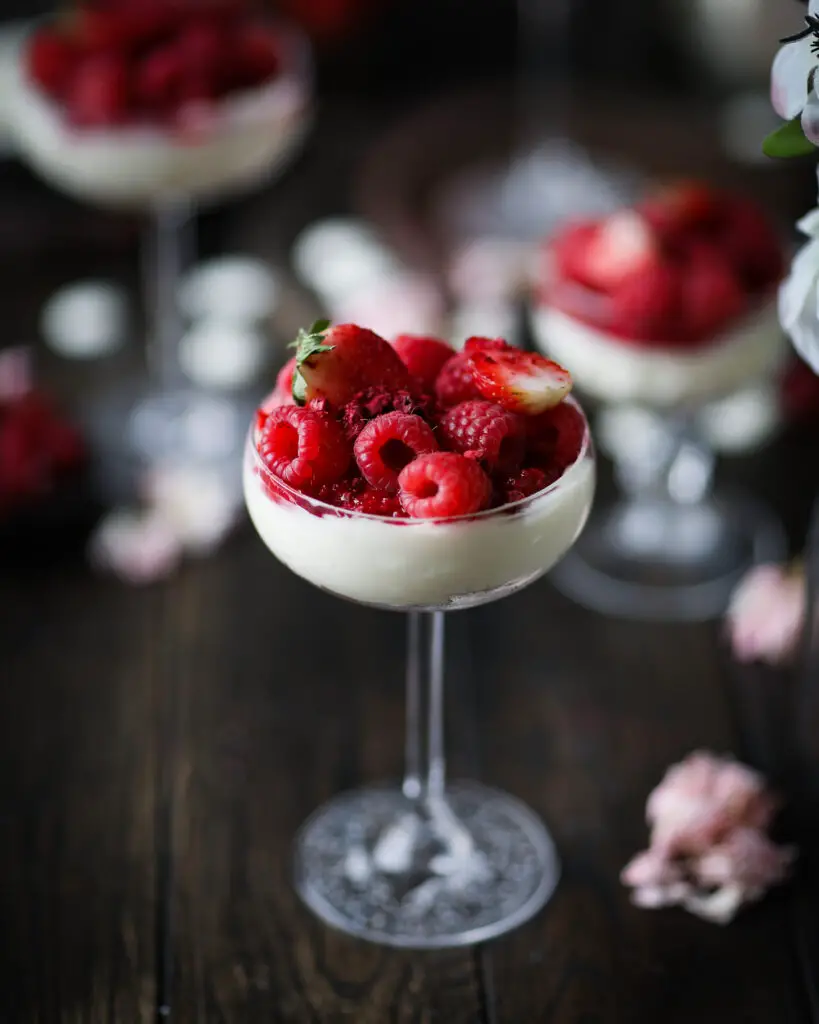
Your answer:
532,301 -> 786,409
244,322 -> 594,610
533,184 -> 786,410
244,424 -> 594,610
9,4 -> 310,208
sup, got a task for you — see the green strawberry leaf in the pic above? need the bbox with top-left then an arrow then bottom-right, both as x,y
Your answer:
289,320 -> 334,404
763,117 -> 817,159
292,368 -> 308,406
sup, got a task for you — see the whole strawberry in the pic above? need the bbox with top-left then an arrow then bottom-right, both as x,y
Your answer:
291,320 -> 413,406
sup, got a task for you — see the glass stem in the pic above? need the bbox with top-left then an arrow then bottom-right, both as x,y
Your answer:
146,198 -> 195,393
613,409 -> 715,507
403,611 -> 447,807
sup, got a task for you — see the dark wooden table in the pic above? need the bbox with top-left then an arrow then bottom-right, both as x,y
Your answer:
2,97 -> 819,1022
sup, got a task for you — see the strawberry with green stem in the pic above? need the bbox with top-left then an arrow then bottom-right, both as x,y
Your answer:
290,320 -> 413,406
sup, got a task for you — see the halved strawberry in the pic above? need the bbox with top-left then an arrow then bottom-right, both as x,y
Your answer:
547,221 -> 599,289
579,211 -> 659,292
292,320 -> 413,406
466,338 -> 572,415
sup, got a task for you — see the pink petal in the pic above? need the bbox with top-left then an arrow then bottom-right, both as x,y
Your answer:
694,828 -> 795,891
141,465 -> 240,556
620,848 -> 683,888
682,884 -> 747,926
771,38 -> 815,120
0,346 -> 32,401
89,509 -> 182,585
631,881 -> 691,910
726,563 -> 806,666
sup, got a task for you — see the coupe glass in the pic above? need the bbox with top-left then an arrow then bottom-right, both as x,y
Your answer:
243,397 -> 595,948
8,20 -> 312,493
531,286 -> 787,622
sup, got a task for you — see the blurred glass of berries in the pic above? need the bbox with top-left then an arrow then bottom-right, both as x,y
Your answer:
0,349 -> 86,520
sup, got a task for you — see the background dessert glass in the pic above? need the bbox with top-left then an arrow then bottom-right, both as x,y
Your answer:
243,398 -> 595,948
531,279 -> 786,622
7,19 -> 312,496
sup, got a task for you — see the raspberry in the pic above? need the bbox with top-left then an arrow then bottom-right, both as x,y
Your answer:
392,335 -> 454,391
258,406 -> 350,491
528,402 -> 585,472
354,411 -> 438,493
315,475 -> 364,509
399,452 -> 491,519
67,54 -> 130,127
340,387 -> 437,441
438,400 -> 525,472
315,477 -> 405,517
357,487 -> 405,517
26,30 -> 78,97
434,352 -> 480,407
501,467 -> 549,504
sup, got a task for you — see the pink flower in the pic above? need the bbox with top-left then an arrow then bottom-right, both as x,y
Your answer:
726,562 -> 806,666
88,509 -> 182,585
622,752 -> 794,924
646,751 -> 776,857
0,347 -> 32,402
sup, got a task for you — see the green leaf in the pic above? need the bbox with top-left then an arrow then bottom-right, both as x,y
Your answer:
292,368 -> 308,406
289,319 -> 334,404
763,117 -> 817,159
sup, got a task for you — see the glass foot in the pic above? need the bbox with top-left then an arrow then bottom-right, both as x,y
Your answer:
294,782 -> 559,949
550,489 -> 786,622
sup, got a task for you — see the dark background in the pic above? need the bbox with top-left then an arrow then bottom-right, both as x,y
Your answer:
0,0 -> 684,96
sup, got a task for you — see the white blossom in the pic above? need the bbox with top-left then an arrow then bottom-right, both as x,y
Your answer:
771,0 -> 819,144
779,203 -> 819,373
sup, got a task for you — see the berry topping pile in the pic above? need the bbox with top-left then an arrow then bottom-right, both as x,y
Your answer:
0,390 -> 86,515
255,321 -> 584,520
25,0 -> 284,129
541,182 -> 785,348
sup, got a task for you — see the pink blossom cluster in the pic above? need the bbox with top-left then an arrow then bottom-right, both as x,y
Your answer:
621,752 -> 795,924
88,464 -> 241,584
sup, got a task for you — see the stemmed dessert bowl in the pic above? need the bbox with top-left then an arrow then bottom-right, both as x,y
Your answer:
243,325 -> 595,948
531,183 -> 788,622
6,2 -> 312,491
